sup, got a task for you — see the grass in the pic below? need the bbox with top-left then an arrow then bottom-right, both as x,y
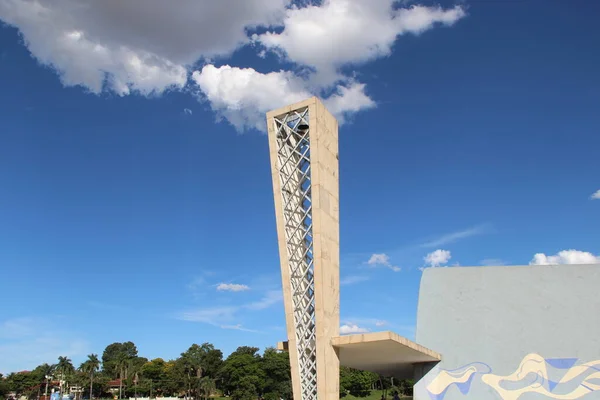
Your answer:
343,390 -> 412,400
206,390 -> 413,400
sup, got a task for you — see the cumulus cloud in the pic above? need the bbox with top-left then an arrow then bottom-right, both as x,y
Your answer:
423,249 -> 451,268
368,253 -> 390,265
192,65 -> 311,131
0,0 -> 288,94
367,253 -> 401,272
530,250 -> 600,266
183,108 -> 193,115
216,283 -> 250,292
590,190 -> 600,200
1,0 -> 465,131
340,324 -> 369,335
256,0 -> 466,84
192,64 -> 374,131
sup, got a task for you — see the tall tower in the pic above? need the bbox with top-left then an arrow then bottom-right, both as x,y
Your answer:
266,97 -> 340,400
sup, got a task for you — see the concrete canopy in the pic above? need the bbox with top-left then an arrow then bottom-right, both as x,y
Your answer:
278,331 -> 441,379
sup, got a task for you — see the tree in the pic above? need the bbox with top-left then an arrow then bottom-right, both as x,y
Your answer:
340,367 -> 374,398
5,371 -> 39,397
200,346 -> 223,379
115,355 -> 129,399
125,359 -> 145,400
102,342 -> 138,379
141,358 -> 176,396
197,376 -> 215,400
56,357 -> 75,395
219,347 -> 265,399
0,373 -> 9,400
261,348 -> 291,399
140,359 -> 166,383
229,347 -> 260,357
80,354 -> 100,400
231,376 -> 258,400
171,343 -> 223,400
32,364 -> 55,400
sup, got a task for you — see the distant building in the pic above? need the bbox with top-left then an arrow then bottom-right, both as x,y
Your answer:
107,379 -> 123,396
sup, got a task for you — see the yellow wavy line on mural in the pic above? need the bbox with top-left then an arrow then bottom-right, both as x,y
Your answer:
482,353 -> 600,400
426,366 -> 480,396
558,360 -> 600,383
583,371 -> 600,391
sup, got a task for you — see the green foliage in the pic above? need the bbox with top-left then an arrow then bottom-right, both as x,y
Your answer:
0,373 -> 8,400
344,389 -> 411,400
79,354 -> 101,399
140,359 -> 166,383
340,367 -> 377,398
102,342 -> 138,378
261,348 -> 291,399
5,339 -> 415,400
219,347 -> 265,397
5,366 -> 53,398
391,379 -> 414,397
231,375 -> 258,400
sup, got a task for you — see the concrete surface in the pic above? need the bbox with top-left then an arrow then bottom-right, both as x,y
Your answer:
414,264 -> 600,400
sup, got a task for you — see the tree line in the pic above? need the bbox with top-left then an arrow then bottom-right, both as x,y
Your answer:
0,341 -> 413,400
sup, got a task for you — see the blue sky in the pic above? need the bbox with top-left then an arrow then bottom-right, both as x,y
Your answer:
1,0 -> 599,373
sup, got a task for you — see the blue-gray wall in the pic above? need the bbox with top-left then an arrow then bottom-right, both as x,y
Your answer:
414,264 -> 600,400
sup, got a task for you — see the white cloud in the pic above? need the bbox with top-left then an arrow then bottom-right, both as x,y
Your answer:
340,275 -> 370,285
530,250 -> 600,266
423,249 -> 451,268
192,65 -> 310,131
420,225 -> 489,248
178,289 -> 282,328
368,253 -> 390,265
374,320 -> 387,327
183,108 -> 193,115
192,64 -> 374,131
323,82 -> 376,123
0,0 -> 289,94
256,0 -> 466,84
590,190 -> 600,200
340,324 -> 369,335
0,0 -> 465,130
178,305 -> 237,323
0,317 -> 37,339
220,324 -> 260,333
0,317 -> 89,374
216,283 -> 250,292
367,253 -> 401,272
246,290 -> 283,310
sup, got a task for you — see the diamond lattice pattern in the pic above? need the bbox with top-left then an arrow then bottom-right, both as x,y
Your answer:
274,108 -> 317,400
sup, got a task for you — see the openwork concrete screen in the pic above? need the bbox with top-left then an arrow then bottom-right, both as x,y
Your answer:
266,97 -> 340,400
274,106 -> 317,400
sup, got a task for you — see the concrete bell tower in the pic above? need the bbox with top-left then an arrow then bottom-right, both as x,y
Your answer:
266,97 -> 341,400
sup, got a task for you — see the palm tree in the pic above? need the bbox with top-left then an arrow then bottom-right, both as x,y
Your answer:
115,355 -> 129,399
80,354 -> 100,400
56,356 -> 75,396
126,360 -> 142,400
197,377 -> 215,400
38,364 -> 55,400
